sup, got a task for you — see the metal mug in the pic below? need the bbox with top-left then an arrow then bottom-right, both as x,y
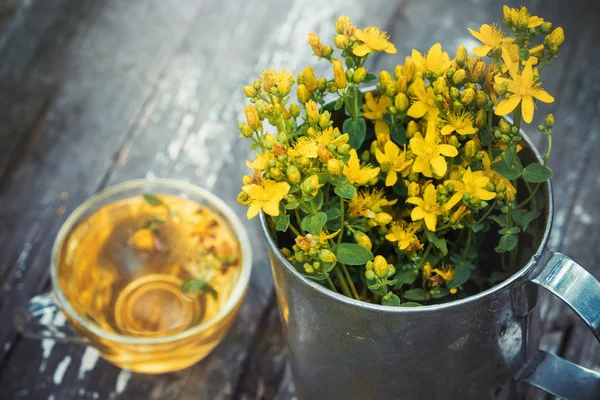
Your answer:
259,129 -> 600,399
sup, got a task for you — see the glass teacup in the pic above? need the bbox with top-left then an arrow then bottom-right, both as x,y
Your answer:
15,179 -> 252,373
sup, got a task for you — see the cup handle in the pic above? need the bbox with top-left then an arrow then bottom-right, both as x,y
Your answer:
517,250 -> 600,399
14,292 -> 88,343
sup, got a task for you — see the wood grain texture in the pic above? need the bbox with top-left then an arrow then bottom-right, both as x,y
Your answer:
0,0 -> 598,398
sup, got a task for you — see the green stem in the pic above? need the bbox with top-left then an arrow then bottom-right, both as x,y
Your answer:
474,199 -> 498,225
289,224 -> 301,237
326,276 -> 338,293
513,106 -> 522,132
295,209 -> 305,234
462,229 -> 473,260
417,243 -> 433,269
543,133 -> 552,165
517,184 -> 540,208
340,263 -> 359,299
334,266 -> 353,298
337,196 -> 345,245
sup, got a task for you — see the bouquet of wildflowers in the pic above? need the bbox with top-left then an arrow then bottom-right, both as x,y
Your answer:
237,6 -> 564,306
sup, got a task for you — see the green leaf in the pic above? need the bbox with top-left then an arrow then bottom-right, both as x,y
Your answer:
499,226 -> 521,235
275,214 -> 290,232
343,117 -> 367,149
448,265 -> 471,288
491,160 -> 521,180
449,254 -> 475,270
334,97 -> 344,111
489,215 -> 507,227
382,292 -> 401,306
425,230 -> 448,255
181,279 -> 218,300
310,190 -> 324,211
143,194 -> 165,207
391,125 -> 407,146
344,57 -> 355,69
399,302 -> 422,307
495,233 -> 518,253
301,212 -> 328,235
303,272 -> 328,282
504,144 -> 517,168
334,184 -> 356,199
364,73 -> 377,83
335,243 -> 374,265
471,222 -> 485,233
512,209 -> 541,231
325,207 -> 341,221
394,268 -> 419,286
430,288 -> 450,299
404,288 -> 430,301
479,128 -> 493,146
522,163 -> 552,183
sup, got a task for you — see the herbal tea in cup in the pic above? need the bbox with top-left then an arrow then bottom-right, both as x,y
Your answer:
17,180 -> 252,373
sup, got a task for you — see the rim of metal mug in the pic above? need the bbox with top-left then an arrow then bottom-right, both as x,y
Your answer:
260,127 -> 553,313
50,178 -> 253,344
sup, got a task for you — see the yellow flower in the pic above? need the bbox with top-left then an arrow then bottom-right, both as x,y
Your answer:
494,62 -> 554,123
433,264 -> 455,281
444,167 -> 497,210
343,149 -> 380,186
423,262 -> 433,278
244,105 -> 260,129
288,136 -> 319,158
407,78 -> 439,125
261,68 -> 293,92
318,229 -> 340,244
242,180 -> 290,219
406,184 -> 442,231
246,152 -> 274,171
481,153 -> 516,201
385,221 -> 423,253
411,43 -> 452,76
468,24 -> 514,59
503,6 -> 544,28
410,128 -> 458,178
501,43 -> 538,75
362,92 -> 391,120
353,26 -> 397,56
441,112 -> 477,135
308,33 -> 325,57
348,188 -> 397,219
375,141 -> 413,186
332,59 -> 347,89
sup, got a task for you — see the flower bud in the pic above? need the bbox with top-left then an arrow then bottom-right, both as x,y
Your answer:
452,100 -> 464,113
335,15 -> 351,34
337,143 -> 351,154
237,191 -> 252,206
450,205 -> 469,223
394,93 -> 409,113
379,70 -> 394,88
404,56 -> 416,82
373,255 -> 390,278
352,67 -> 367,83
334,34 -> 349,49
287,165 -> 301,183
304,263 -> 314,274
354,231 -> 372,250
475,109 -> 486,128
289,103 -> 301,118
244,105 -> 260,129
242,175 -> 253,185
270,167 -> 283,180
322,46 -> 333,58
464,140 -> 477,158
408,182 -> 420,197
475,90 -> 488,108
448,135 -> 460,148
305,100 -> 319,124
319,249 -> 337,263
301,175 -> 320,196
384,84 -> 397,97
530,44 -> 544,59
374,212 -> 393,226
327,82 -> 338,93
461,88 -> 475,105
278,81 -> 291,97
545,113 -> 554,129
297,84 -> 311,104
308,33 -> 324,57
450,87 -> 461,99
407,120 -> 420,138
333,59 -> 347,89
303,66 -> 317,92
540,21 -> 552,33
317,77 -> 327,91
327,159 -> 343,176
396,75 -> 408,93
498,118 -> 511,134
241,124 -> 254,138
472,61 -> 486,82
455,45 -> 467,67
252,78 -> 261,90
452,69 -> 466,85
244,86 -> 257,98
547,27 -> 565,53
432,77 -> 448,96
365,270 -> 376,280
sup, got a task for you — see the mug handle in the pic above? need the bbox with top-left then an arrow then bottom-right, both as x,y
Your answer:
518,250 -> 600,399
14,292 -> 88,343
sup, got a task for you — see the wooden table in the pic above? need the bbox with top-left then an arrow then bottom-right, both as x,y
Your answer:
0,0 -> 598,398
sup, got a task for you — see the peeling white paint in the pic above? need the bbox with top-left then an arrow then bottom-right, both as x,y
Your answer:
573,204 -> 593,225
115,369 -> 132,394
53,356 -> 72,385
78,346 -> 100,379
549,208 -> 566,249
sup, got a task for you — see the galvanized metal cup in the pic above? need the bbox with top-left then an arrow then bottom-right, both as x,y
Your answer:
260,130 -> 600,400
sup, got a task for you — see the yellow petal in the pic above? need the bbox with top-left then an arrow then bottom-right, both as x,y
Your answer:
409,135 -> 426,155
262,199 -> 280,216
430,155 -> 448,176
353,44 -> 371,57
407,101 -> 428,118
473,45 -> 492,57
385,140 -> 399,159
424,213 -> 437,232
384,44 -> 397,54
375,148 -> 387,164
531,89 -> 554,103
385,170 -> 398,187
438,144 -> 459,157
445,192 -> 463,210
494,96 -> 521,116
247,202 -> 262,219
477,189 -> 497,201
456,126 -> 477,135
441,125 -> 455,135
412,155 -> 429,174
467,27 -> 482,42
406,197 -> 424,207
521,95 -> 534,123
411,207 -> 425,221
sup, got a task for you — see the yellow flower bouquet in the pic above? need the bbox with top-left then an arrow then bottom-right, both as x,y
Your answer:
237,6 -> 564,306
